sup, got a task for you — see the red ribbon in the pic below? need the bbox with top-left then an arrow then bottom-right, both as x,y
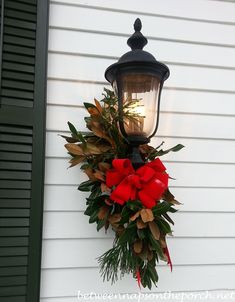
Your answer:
164,245 -> 173,272
136,269 -> 141,289
106,158 -> 168,208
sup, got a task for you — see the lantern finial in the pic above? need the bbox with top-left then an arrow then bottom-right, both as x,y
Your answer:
127,18 -> 148,50
134,18 -> 142,31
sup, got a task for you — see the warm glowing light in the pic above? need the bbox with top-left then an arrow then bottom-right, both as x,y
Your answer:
118,73 -> 160,137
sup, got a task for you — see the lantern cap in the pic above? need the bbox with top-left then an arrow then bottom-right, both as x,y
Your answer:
105,18 -> 170,84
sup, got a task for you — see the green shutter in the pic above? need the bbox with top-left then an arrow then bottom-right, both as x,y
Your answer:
0,0 -> 49,301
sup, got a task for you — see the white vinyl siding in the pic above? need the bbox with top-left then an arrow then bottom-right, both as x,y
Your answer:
41,0 -> 235,300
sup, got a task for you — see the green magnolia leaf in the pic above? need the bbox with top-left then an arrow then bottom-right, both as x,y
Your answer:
68,121 -> 78,136
147,263 -> 159,284
89,211 -> 98,223
78,180 -> 95,192
83,102 -> 97,109
162,213 -> 174,225
76,132 -> 86,144
97,219 -> 106,231
148,143 -> 184,160
152,201 -> 172,216
60,135 -> 80,143
149,234 -> 164,258
156,217 -> 172,234
156,144 -> 184,156
168,206 -> 178,213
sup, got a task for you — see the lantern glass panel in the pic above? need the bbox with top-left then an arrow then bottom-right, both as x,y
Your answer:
116,73 -> 160,138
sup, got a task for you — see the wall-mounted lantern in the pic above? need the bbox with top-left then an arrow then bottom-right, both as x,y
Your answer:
105,18 -> 170,168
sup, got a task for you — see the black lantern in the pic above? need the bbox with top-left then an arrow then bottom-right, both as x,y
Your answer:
105,18 -> 170,168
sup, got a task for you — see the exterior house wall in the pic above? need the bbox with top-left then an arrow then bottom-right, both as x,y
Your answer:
40,0 -> 235,300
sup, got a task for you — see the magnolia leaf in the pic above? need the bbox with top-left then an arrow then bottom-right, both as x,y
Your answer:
97,219 -> 106,231
130,211 -> 140,222
140,208 -> 154,223
60,135 -> 79,143
68,121 -> 78,136
84,102 -> 98,113
116,225 -> 125,236
88,107 -> 100,116
138,246 -> 148,261
91,125 -> 115,147
136,218 -> 147,229
159,237 -> 167,248
147,249 -> 154,261
85,143 -> 102,155
109,213 -> 121,224
97,144 -> 111,153
98,162 -> 111,172
149,235 -> 164,258
69,156 -> 85,168
155,144 -> 184,157
94,98 -> 103,113
148,221 -> 160,240
93,170 -> 105,181
162,189 -> 181,205
65,143 -> 84,156
162,213 -> 174,225
156,217 -> 172,234
98,206 -> 109,220
78,180 -> 95,192
84,168 -> 97,181
133,239 -> 143,254
170,199 -> 182,205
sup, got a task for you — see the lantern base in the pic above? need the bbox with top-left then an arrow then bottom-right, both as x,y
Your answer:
127,136 -> 150,169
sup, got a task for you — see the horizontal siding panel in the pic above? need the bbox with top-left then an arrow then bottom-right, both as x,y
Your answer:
42,212 -> 235,238
46,106 -> 235,140
46,132 -> 235,164
49,5 -> 235,46
52,0 -> 235,23
47,80 -> 235,116
43,185 -> 235,212
44,158 -> 235,188
40,265 -> 235,297
41,237 -> 235,268
49,29 -> 235,68
47,54 -> 235,91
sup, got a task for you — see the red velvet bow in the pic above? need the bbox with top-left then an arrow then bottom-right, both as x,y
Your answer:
106,158 -> 168,208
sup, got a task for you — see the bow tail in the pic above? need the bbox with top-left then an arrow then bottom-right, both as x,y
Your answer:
164,245 -> 173,272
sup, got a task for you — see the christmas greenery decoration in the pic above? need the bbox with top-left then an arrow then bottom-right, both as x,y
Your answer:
62,88 -> 184,289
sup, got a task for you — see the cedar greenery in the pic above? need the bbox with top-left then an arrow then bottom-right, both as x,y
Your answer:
62,88 -> 184,289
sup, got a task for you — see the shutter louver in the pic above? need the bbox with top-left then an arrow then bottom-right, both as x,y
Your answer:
1,0 -> 37,108
0,0 -> 49,301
